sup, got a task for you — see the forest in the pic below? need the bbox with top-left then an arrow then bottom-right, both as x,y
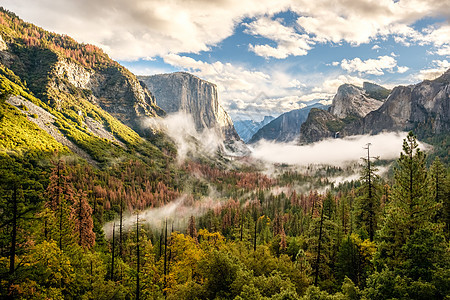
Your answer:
0,131 -> 448,299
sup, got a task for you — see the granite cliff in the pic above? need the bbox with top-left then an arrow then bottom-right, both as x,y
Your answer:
300,71 -> 449,143
329,83 -> 387,118
139,72 -> 240,141
354,70 -> 449,135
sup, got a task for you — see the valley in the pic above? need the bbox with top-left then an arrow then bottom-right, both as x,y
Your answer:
0,6 -> 449,300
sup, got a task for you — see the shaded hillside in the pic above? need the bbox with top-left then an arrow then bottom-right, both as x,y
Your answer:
0,8 -> 164,138
249,103 -> 327,143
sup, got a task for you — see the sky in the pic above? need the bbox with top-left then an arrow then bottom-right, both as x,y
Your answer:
2,0 -> 450,121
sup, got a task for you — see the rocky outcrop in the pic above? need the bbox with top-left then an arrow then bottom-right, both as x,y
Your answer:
356,69 -> 450,135
299,108 -> 344,143
49,58 -> 164,134
139,72 -> 240,141
250,103 -> 327,143
0,40 -> 163,137
300,69 -> 450,143
329,83 -> 385,119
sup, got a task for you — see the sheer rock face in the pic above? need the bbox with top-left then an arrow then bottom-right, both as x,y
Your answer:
300,70 -> 450,143
358,69 -> 450,135
139,72 -> 240,141
329,84 -> 384,119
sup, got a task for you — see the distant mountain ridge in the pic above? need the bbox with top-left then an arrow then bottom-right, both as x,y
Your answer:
300,71 -> 450,143
234,116 -> 275,143
249,103 -> 328,143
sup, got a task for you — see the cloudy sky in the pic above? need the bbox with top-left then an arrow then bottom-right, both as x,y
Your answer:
3,0 -> 450,121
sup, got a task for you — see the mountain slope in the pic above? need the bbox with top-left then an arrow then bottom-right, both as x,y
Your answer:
0,8 -> 164,138
298,108 -> 345,144
234,116 -> 275,143
249,103 -> 327,143
0,9 -> 172,167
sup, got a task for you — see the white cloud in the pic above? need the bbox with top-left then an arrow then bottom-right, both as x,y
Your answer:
416,60 -> 450,80
292,0 -> 450,48
436,45 -> 450,56
245,17 -> 314,59
162,54 -> 311,118
340,55 -> 397,75
397,66 -> 409,73
4,0 -> 449,61
3,0 -> 292,60
315,74 -> 365,93
251,132 -> 429,166
372,45 -> 381,50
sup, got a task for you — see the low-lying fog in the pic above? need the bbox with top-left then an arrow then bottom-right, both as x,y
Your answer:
250,132 -> 429,167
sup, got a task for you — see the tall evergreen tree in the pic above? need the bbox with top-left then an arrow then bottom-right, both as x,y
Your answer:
428,157 -> 449,233
377,132 -> 433,268
187,215 -> 198,240
46,160 -> 75,250
355,143 -> 380,241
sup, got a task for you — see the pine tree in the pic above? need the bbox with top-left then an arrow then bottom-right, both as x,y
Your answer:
355,143 -> 380,241
46,160 -> 75,250
187,215 -> 198,240
428,157 -> 449,233
72,189 -> 95,248
377,132 -> 434,268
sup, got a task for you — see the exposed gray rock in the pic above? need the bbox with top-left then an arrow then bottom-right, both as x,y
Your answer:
300,69 -> 450,143
139,72 -> 240,141
0,35 -> 7,51
329,84 -> 384,119
49,58 -> 164,134
299,108 -> 344,144
357,69 -> 450,135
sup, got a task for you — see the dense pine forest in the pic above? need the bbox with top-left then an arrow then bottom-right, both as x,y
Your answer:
1,131 -> 449,299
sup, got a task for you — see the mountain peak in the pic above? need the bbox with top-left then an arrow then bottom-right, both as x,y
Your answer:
329,82 -> 386,119
139,72 -> 240,141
